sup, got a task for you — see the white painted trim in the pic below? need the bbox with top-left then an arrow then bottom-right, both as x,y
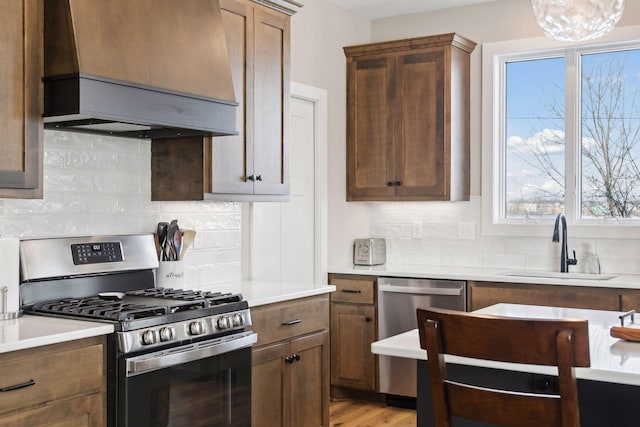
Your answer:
290,81 -> 329,286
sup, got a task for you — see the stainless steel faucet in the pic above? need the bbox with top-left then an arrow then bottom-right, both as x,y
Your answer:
552,213 -> 578,273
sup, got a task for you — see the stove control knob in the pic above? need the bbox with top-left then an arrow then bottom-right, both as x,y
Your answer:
189,321 -> 204,336
141,330 -> 157,345
217,316 -> 231,330
159,327 -> 175,342
232,313 -> 244,327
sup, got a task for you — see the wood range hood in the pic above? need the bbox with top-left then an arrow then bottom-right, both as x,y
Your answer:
43,0 -> 237,139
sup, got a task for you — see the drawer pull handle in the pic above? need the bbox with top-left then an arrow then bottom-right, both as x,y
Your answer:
282,319 -> 301,326
341,289 -> 362,294
1,379 -> 36,392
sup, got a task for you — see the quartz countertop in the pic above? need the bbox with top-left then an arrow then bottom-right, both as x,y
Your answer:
330,264 -> 640,289
0,315 -> 114,354
371,303 -> 640,386
238,281 -> 335,307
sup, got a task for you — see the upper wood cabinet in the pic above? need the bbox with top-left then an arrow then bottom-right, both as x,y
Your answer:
0,0 -> 43,199
344,33 -> 476,201
151,0 -> 300,201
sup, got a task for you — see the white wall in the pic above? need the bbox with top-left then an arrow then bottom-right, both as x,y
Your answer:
291,0 -> 640,275
0,131 -> 241,293
290,0 -> 372,267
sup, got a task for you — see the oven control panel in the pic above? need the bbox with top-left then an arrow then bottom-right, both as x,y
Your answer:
71,242 -> 124,265
116,309 -> 253,353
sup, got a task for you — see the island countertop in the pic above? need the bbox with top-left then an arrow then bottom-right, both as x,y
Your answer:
371,303 -> 640,386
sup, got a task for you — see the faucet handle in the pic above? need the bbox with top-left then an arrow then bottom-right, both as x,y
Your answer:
568,250 -> 578,266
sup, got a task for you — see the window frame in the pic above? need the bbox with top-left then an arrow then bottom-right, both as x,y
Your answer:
481,28 -> 640,239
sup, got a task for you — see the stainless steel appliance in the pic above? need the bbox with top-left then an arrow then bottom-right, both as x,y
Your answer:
19,234 -> 256,427
353,238 -> 386,265
377,277 -> 466,399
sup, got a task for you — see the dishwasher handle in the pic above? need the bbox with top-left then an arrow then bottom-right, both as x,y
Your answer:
378,283 -> 463,296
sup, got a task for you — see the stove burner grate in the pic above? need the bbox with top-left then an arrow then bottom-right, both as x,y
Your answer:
33,297 -> 169,321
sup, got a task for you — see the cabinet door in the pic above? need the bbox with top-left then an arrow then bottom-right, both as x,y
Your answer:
468,281 -> 621,312
252,341 -> 290,427
0,393 -> 104,427
0,0 -> 43,198
330,303 -> 377,391
395,50 -> 447,199
346,56 -> 395,200
290,331 -> 330,427
214,0 -> 254,195
253,5 -> 289,195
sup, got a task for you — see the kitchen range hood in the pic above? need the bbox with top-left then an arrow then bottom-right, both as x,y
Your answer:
43,0 -> 237,139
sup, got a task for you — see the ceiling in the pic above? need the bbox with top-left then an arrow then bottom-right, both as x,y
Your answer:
325,0 -> 498,20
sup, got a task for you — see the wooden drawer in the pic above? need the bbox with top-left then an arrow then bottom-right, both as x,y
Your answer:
330,278 -> 375,304
251,295 -> 329,347
0,337 -> 105,416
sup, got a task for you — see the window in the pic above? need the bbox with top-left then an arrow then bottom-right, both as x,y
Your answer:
482,32 -> 640,238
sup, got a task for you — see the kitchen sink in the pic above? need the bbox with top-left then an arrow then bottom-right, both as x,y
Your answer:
500,270 -> 618,281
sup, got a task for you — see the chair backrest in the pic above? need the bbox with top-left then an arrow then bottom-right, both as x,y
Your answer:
417,307 -> 590,427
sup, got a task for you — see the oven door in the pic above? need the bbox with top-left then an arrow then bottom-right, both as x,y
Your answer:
120,331 -> 257,427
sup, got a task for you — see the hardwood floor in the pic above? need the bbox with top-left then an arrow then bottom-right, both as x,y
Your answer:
330,400 -> 417,426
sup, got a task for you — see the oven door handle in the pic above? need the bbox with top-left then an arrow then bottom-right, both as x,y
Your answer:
378,284 -> 463,296
127,332 -> 257,376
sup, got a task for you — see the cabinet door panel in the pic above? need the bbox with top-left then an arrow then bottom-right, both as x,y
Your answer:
252,341 -> 290,427
214,0 -> 254,194
469,281 -> 620,312
0,393 -> 103,427
346,57 -> 395,200
290,332 -> 329,427
396,50 -> 446,198
0,0 -> 42,198
253,6 -> 289,195
330,303 -> 377,391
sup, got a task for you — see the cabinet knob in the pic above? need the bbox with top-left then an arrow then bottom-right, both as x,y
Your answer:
365,317 -> 372,322
256,175 -> 263,181
247,175 -> 255,181
387,182 -> 393,187
293,354 -> 301,362
395,181 -> 402,186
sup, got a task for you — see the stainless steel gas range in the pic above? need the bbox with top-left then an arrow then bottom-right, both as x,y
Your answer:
19,234 -> 256,427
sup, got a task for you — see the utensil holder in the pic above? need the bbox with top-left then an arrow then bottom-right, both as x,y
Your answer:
156,261 -> 186,289
1,286 -> 22,320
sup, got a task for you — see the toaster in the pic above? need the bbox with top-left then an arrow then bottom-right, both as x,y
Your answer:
353,238 -> 386,265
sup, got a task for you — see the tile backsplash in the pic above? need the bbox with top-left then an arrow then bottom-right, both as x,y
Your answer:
368,198 -> 640,276
0,131 -> 241,292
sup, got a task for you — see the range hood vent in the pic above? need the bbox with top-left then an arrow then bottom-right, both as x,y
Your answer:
43,0 -> 237,139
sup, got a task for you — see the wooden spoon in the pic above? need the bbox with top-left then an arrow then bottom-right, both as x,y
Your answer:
179,230 -> 196,260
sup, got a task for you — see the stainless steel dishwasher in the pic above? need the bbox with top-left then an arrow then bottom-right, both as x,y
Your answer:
377,277 -> 466,399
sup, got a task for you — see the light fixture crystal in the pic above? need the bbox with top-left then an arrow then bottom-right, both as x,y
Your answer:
532,0 -> 625,42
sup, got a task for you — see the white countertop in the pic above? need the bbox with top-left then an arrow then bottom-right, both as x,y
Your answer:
371,303 -> 640,386
331,264 -> 640,289
238,281 -> 335,307
0,315 -> 114,354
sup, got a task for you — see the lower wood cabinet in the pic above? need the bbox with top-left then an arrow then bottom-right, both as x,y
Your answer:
250,294 -> 330,427
0,336 -> 106,426
469,281 -> 640,312
328,274 -> 379,399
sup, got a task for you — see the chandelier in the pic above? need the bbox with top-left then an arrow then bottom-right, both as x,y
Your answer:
531,0 -> 625,42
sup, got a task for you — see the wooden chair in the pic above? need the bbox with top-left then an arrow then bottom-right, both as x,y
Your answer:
417,307 -> 590,427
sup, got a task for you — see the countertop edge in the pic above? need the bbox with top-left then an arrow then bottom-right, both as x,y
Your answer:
330,265 -> 640,289
0,316 -> 114,354
247,285 -> 336,307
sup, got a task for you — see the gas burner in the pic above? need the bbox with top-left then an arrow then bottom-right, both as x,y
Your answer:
125,288 -> 243,307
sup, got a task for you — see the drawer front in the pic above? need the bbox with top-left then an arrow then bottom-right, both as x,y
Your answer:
251,296 -> 329,347
0,342 -> 104,415
330,278 -> 375,304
